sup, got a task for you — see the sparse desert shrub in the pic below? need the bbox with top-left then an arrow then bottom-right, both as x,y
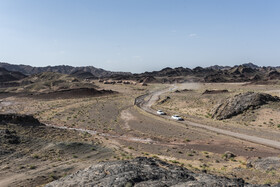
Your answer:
29,165 -> 36,169
264,179 -> 272,185
49,173 -> 59,180
170,160 -> 180,164
32,154 -> 40,159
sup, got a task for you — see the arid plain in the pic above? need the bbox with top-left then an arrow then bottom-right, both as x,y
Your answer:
1,63 -> 280,186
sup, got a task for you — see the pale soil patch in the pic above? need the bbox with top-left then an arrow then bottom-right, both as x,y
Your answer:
252,108 -> 280,129
120,109 -> 137,130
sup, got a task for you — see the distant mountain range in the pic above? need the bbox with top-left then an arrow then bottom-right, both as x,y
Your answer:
131,62 -> 280,83
1,62 -> 280,83
0,62 -> 132,78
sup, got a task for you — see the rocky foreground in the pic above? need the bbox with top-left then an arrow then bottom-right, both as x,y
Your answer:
45,157 -> 271,187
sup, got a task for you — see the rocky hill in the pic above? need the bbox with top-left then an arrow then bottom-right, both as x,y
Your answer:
0,113 -> 43,126
2,72 -> 98,94
134,63 -> 280,83
45,157 -> 249,187
2,62 -> 280,83
212,92 -> 280,120
0,62 -> 131,78
0,67 -> 26,82
70,70 -> 97,79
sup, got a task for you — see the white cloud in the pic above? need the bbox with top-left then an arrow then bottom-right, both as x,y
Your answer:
189,33 -> 198,37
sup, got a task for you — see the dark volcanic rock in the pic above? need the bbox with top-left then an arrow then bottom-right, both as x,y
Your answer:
202,89 -> 228,94
242,62 -> 260,69
204,72 -> 228,82
212,92 -> 280,120
222,151 -> 236,160
0,114 -> 43,126
268,70 -> 280,80
138,76 -> 157,83
0,62 -> 131,78
158,96 -> 171,104
230,66 -> 256,75
70,70 -> 98,80
28,88 -> 116,99
251,74 -> 262,82
0,67 -> 26,82
45,157 -> 246,187
0,129 -> 20,144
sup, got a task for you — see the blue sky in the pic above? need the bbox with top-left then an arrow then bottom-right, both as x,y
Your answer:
0,0 -> 280,73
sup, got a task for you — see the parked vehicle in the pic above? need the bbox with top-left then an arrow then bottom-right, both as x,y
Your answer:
171,115 -> 183,121
157,110 -> 166,115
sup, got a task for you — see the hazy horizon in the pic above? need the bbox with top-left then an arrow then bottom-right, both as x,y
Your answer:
0,61 -> 269,73
1,0 -> 280,73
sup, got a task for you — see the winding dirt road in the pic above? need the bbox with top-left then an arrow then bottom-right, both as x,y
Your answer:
136,85 -> 280,150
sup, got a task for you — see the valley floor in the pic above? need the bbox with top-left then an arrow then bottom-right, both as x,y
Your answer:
1,81 -> 280,186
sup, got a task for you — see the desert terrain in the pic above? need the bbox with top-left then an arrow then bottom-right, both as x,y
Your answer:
0,63 -> 280,186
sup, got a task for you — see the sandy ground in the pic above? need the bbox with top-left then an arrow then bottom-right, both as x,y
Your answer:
1,82 -> 280,185
153,83 -> 280,141
138,86 -> 280,149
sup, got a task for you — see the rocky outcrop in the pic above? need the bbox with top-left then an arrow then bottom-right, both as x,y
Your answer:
202,89 -> 228,94
247,157 -> 280,172
0,114 -> 43,126
0,129 -> 20,144
158,96 -> 171,104
212,92 -> 280,120
222,151 -> 236,160
45,157 -> 247,187
268,70 -> 280,80
29,88 -> 116,99
138,76 -> 157,83
204,72 -> 228,82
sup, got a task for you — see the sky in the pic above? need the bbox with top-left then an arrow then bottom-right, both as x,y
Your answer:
0,0 -> 280,73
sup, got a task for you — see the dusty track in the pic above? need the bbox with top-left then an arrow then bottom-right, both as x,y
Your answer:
135,85 -> 280,150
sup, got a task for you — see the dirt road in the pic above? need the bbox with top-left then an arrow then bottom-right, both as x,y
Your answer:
136,85 -> 280,150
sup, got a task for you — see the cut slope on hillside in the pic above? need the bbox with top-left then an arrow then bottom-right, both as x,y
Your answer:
212,92 -> 280,120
